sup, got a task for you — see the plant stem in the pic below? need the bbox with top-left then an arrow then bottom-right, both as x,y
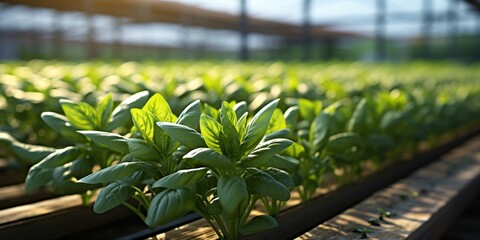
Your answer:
122,202 -> 146,221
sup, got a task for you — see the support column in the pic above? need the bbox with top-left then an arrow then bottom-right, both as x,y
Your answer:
112,18 -> 122,60
447,0 -> 458,60
85,0 -> 97,60
302,0 -> 312,61
421,0 -> 433,59
52,10 -> 63,59
239,0 -> 249,61
375,0 -> 386,61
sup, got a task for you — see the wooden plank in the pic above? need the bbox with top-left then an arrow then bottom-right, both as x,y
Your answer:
297,136 -> 480,240
0,183 -> 58,209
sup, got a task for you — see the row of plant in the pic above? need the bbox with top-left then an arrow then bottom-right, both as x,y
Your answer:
0,61 -> 479,239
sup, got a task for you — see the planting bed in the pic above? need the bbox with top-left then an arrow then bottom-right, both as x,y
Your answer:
0,61 -> 479,240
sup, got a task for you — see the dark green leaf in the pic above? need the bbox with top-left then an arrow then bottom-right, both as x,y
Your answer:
41,112 -> 87,143
263,154 -> 299,170
109,91 -> 149,131
157,122 -> 206,149
240,215 -> 277,235
127,138 -> 160,161
217,176 -> 249,217
183,148 -> 232,169
145,188 -> 194,227
35,147 -> 83,168
152,167 -> 207,189
79,130 -> 128,154
78,162 -> 143,184
241,99 -> 279,154
96,93 -> 114,129
176,100 -> 201,130
241,138 -> 293,167
246,171 -> 290,201
25,166 -> 55,192
94,182 -> 135,213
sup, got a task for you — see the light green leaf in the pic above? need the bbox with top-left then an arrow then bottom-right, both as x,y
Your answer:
268,109 -> 287,133
298,98 -> 322,121
234,101 -> 248,118
152,167 -> 208,189
183,148 -> 232,169
157,122 -> 206,149
79,130 -> 128,154
60,99 -> 97,130
142,93 -> 174,122
239,215 -> 277,235
41,112 -> 87,143
131,109 -> 155,142
96,93 -> 114,129
78,162 -> 143,184
199,114 -> 223,154
145,188 -> 195,227
94,182 -> 135,213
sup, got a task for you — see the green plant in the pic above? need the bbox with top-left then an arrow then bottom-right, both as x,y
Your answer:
22,91 -> 148,204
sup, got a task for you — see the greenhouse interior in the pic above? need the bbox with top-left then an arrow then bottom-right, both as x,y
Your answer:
0,0 -> 479,239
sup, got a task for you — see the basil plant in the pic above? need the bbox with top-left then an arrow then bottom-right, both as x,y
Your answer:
80,98 -> 294,239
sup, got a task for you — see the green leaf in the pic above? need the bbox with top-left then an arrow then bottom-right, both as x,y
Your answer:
152,167 -> 208,189
109,91 -> 149,131
284,106 -> 299,130
50,165 -> 97,195
157,122 -> 206,149
145,188 -> 195,227
7,139 -> 56,164
234,101 -> 248,118
347,98 -> 368,133
183,148 -> 232,169
380,110 -> 404,130
79,130 -> 128,154
284,142 -> 305,158
246,170 -> 290,201
309,112 -> 329,149
94,182 -> 135,213
127,138 -> 160,161
217,176 -> 249,217
367,134 -> 395,150
60,99 -> 97,130
131,109 -> 155,142
241,99 -> 279,154
199,114 -> 223,153
263,154 -> 299,170
241,138 -> 293,167
142,93 -> 175,122
41,112 -> 87,143
240,215 -> 277,235
327,132 -> 362,153
268,109 -> 287,133
25,166 -> 55,192
265,168 -> 295,188
35,147 -> 83,168
96,93 -> 114,129
78,162 -> 143,184
176,100 -> 201,130
298,98 -> 322,121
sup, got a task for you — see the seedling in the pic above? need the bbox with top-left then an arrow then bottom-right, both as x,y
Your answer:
367,218 -> 381,226
353,226 -> 372,239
